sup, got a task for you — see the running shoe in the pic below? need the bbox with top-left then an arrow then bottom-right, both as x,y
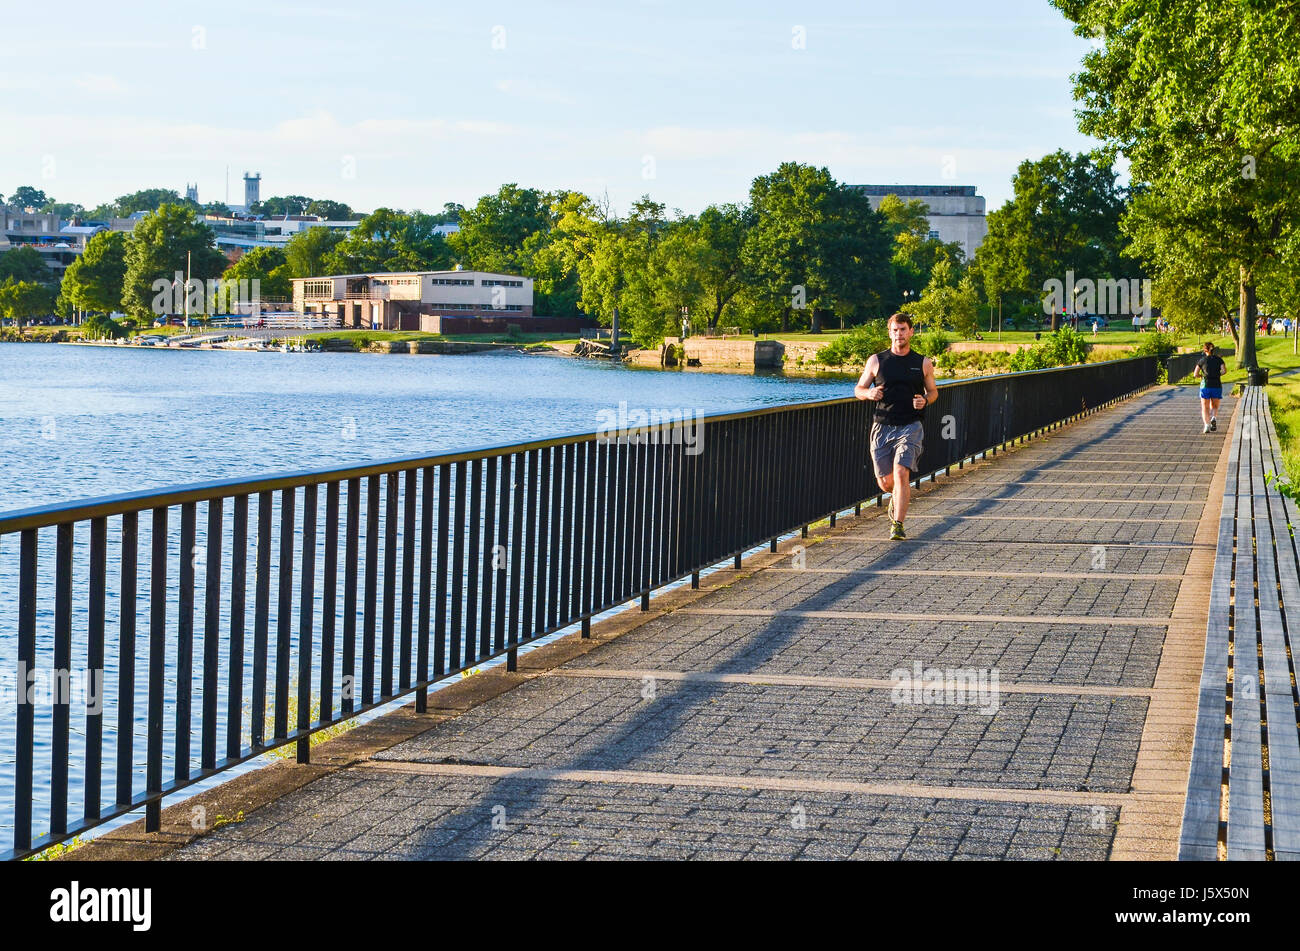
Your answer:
890,520 -> 906,541
1210,417 -> 1217,431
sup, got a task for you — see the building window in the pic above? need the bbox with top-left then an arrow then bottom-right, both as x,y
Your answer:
481,279 -> 523,287
303,279 -> 332,298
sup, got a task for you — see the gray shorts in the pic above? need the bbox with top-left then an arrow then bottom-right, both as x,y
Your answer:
871,420 -> 924,478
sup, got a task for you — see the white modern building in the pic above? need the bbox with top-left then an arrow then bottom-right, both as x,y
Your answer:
292,269 -> 533,331
852,184 -> 988,261
0,209 -> 139,278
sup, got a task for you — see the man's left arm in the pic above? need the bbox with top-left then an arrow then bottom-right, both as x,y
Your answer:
914,357 -> 939,410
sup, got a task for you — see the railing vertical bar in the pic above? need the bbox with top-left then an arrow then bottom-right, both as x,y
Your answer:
548,446 -> 563,630
450,461 -> 466,671
615,439 -> 629,601
558,444 -> 574,625
321,483 -> 338,724
436,465 -> 451,677
593,439 -> 608,612
536,447 -> 551,633
15,529 -> 38,852
465,458 -> 483,667
572,444 -> 587,623
48,523 -> 72,837
630,436 -> 644,598
362,476 -> 379,705
145,506 -> 167,832
342,478 -> 360,714
176,502 -> 196,782
85,516 -> 107,822
583,439 -> 598,616
227,495 -> 247,759
665,423 -> 681,581
522,450 -> 539,640
509,457 -> 525,657
273,488 -> 295,740
381,472 -> 398,698
115,513 -> 137,808
481,457 -> 497,660
251,492 -> 272,748
416,467 -> 433,712
296,484 -> 317,763
400,468 -> 417,692
201,498 -> 223,771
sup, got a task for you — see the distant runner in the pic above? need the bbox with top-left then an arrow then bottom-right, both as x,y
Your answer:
855,313 -> 939,540
1193,341 -> 1226,434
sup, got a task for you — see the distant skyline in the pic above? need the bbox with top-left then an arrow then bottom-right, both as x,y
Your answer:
2,0 -> 1105,218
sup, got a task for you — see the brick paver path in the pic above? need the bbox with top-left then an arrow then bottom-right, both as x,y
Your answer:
168,386 -> 1231,860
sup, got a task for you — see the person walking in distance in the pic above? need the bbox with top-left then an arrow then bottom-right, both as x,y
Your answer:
855,313 -> 940,540
1193,341 -> 1226,434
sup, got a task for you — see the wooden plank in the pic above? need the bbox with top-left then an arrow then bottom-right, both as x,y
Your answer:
1179,393 -> 1241,859
1227,390 -> 1266,860
1257,388 -> 1300,859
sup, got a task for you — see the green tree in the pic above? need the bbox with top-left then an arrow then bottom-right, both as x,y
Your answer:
120,203 -> 227,320
61,230 -> 128,314
200,202 -> 232,217
0,245 -> 55,286
253,195 -> 312,216
521,190 -> 599,317
974,150 -> 1135,330
1052,0 -> 1300,369
877,192 -> 963,305
304,199 -> 352,220
686,203 -> 752,330
0,279 -> 54,328
325,209 -> 454,273
8,186 -> 49,210
284,226 -> 346,278
223,246 -> 291,299
102,188 -> 186,218
44,202 -> 85,218
744,163 -> 893,333
446,184 -> 552,273
906,258 -> 980,338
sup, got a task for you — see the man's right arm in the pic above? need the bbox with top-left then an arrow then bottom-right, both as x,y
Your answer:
855,355 -> 881,401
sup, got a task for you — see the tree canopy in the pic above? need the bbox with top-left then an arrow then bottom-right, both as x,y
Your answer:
1051,0 -> 1300,367
120,203 -> 227,319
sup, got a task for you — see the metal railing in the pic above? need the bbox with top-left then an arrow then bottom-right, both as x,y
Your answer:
1166,351 -> 1203,384
0,356 -> 1159,859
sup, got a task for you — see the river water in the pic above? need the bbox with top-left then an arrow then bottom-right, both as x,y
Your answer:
0,343 -> 853,851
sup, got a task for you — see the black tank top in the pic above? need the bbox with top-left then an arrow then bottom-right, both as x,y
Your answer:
874,349 -> 927,424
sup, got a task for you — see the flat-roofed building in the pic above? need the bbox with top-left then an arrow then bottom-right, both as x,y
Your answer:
292,269 -> 535,331
850,184 -> 988,261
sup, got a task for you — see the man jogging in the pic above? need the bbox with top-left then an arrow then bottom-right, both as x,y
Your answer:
855,313 -> 940,540
1193,341 -> 1226,433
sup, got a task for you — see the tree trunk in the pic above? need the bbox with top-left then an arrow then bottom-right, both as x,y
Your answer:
810,308 -> 823,334
1239,266 -> 1257,369
780,306 -> 790,333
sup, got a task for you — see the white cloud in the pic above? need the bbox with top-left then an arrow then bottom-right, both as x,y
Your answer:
493,79 -> 576,106
73,74 -> 128,97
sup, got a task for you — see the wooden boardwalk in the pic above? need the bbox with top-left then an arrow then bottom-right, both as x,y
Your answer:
1180,385 -> 1300,861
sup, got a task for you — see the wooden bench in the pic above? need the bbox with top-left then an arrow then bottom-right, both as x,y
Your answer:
1180,384 -> 1300,860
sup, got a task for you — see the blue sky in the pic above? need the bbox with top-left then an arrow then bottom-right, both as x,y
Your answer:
2,0 -> 1102,216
